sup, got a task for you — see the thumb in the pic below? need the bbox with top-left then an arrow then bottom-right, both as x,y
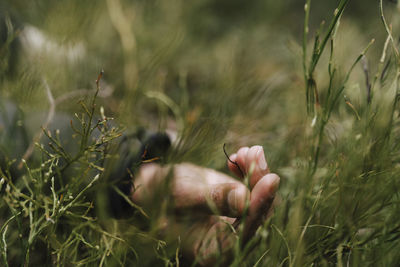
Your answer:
174,182 -> 249,217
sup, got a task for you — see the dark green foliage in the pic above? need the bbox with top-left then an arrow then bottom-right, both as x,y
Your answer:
1,0 -> 400,266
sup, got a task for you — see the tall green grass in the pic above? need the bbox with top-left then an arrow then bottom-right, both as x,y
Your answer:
1,0 -> 400,266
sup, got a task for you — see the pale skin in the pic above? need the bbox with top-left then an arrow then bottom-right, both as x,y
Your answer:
132,145 -> 280,265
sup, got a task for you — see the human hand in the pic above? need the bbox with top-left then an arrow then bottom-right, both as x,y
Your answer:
132,145 -> 280,265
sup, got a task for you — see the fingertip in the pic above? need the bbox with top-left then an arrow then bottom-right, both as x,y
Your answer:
264,173 -> 280,192
236,146 -> 249,173
247,146 -> 270,189
255,146 -> 268,171
227,185 -> 249,216
250,145 -> 263,151
254,173 -> 280,197
249,173 -> 280,217
208,183 -> 249,217
227,153 -> 243,178
241,173 -> 280,244
227,153 -> 237,166
247,146 -> 263,166
237,147 -> 250,158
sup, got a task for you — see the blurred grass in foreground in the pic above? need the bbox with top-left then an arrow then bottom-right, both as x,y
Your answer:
1,0 -> 400,266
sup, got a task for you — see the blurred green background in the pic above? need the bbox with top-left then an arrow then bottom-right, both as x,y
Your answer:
2,0 -> 398,163
2,0 -> 400,266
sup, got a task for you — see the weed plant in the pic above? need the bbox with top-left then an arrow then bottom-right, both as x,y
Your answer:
1,0 -> 400,266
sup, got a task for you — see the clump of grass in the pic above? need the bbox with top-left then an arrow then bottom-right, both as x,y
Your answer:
1,0 -> 400,266
259,0 -> 400,266
0,71 -> 152,266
